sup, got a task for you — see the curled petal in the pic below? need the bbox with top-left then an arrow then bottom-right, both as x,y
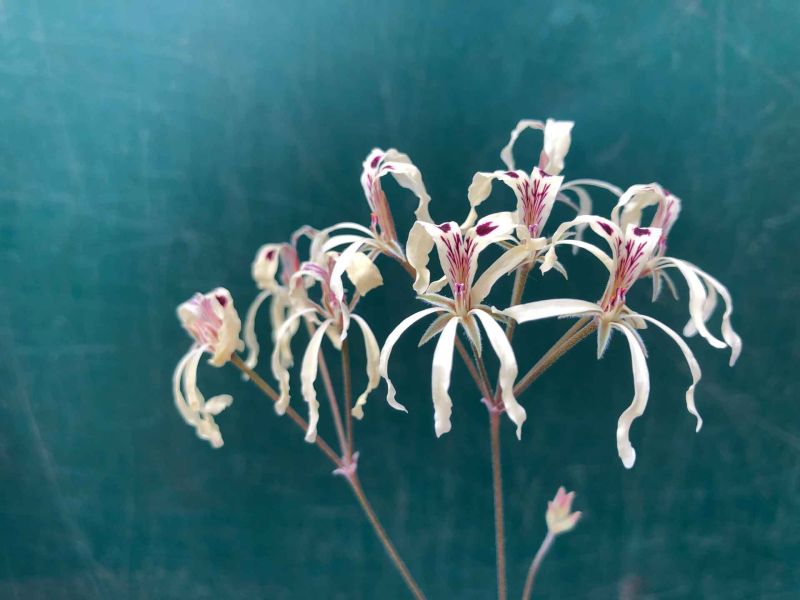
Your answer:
243,289 -> 272,371
679,263 -> 742,366
379,307 -> 444,412
271,308 -> 316,415
407,221 -> 435,294
662,258 -> 727,350
500,119 -> 545,170
541,239 -> 614,274
431,317 -> 460,437
252,244 -> 283,290
204,394 -> 234,416
636,314 -> 703,432
173,346 -> 202,426
613,323 -> 651,469
300,320 -> 332,443
471,310 -> 526,439
350,315 -> 381,420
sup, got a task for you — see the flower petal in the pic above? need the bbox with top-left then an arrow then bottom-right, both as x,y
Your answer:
379,307 -> 444,412
471,310 -> 526,438
471,245 -> 530,305
243,289 -> 272,371
350,314 -> 381,420
540,119 -> 574,175
173,346 -> 202,426
502,299 -> 601,324
431,317 -> 460,437
407,221 -> 435,294
270,308 -> 316,415
329,240 -> 367,303
661,258 -> 727,350
500,119 -> 545,170
613,322 -> 651,469
636,314 -> 703,432
204,394 -> 234,416
346,252 -> 383,296
300,320 -> 332,443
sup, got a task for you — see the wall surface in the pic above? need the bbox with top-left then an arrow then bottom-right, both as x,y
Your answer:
1,1 -> 799,598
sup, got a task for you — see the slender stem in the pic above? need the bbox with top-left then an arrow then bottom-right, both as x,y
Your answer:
341,338 -> 354,461
514,319 -> 597,397
505,262 -> 531,342
490,411 -> 507,600
303,320 -> 349,456
230,354 -> 341,466
346,474 -> 427,600
232,354 -> 427,599
521,532 -> 555,600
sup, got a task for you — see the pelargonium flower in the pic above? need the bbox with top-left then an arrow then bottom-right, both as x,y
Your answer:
318,148 -> 431,293
173,288 -> 245,448
243,240 -> 301,372
380,213 -> 528,438
609,184 -> 742,365
270,247 -> 381,443
502,218 -> 703,468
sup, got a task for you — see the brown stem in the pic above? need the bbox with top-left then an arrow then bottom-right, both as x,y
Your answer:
521,532 -> 555,600
341,338 -> 354,461
232,354 -> 427,599
514,318 -> 597,397
230,354 -> 341,466
490,412 -> 507,600
346,474 -> 427,600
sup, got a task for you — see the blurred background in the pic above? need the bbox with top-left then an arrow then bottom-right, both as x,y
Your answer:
1,1 -> 799,598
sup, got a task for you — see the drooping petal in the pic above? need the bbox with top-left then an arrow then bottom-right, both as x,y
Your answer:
636,314 -> 703,432
350,314 -> 381,420
502,299 -> 601,324
270,308 -> 316,415
677,262 -> 742,366
539,119 -> 574,175
270,291 -> 297,368
379,307 -> 444,412
471,245 -> 530,305
345,251 -> 384,296
500,119 -> 545,170
181,344 -> 225,448
173,346 -> 202,426
613,322 -> 651,469
661,258 -> 727,350
300,320 -> 332,443
243,289 -> 272,370
431,317 -> 460,437
471,310 -> 526,439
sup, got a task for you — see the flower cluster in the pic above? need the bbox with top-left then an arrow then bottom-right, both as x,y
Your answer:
172,117 -> 741,470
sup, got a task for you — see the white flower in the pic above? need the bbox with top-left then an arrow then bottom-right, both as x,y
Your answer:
503,219 -> 704,468
269,248 -> 381,443
319,147 -> 431,307
173,288 -> 245,448
610,184 -> 742,365
380,213 -> 528,438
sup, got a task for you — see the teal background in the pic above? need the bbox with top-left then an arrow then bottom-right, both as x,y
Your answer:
1,1 -> 798,598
